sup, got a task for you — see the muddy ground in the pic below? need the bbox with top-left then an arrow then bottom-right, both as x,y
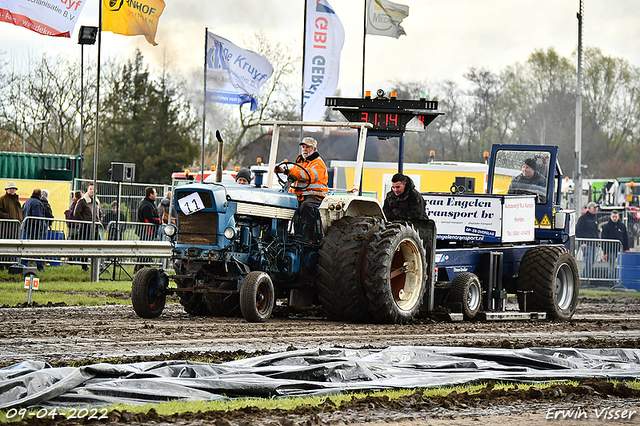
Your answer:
2,293 -> 640,425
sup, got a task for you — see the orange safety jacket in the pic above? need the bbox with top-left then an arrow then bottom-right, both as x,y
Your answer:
289,152 -> 329,200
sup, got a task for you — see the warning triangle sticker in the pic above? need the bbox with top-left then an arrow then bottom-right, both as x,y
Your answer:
534,216 -> 539,227
540,214 -> 552,228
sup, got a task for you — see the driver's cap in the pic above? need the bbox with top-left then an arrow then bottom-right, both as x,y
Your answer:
300,137 -> 317,148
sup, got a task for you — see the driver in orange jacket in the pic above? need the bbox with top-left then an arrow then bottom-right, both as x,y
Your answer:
277,137 -> 328,240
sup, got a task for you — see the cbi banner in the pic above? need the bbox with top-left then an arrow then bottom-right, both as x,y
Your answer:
302,0 -> 344,122
205,31 -> 273,111
0,0 -> 87,37
102,0 -> 165,46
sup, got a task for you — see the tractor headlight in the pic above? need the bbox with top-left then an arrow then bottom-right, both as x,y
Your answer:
223,227 -> 236,240
164,224 -> 177,237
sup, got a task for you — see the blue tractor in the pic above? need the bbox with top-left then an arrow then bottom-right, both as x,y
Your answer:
131,121 -> 431,323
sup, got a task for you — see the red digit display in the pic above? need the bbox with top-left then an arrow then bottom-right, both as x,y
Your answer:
386,113 -> 398,127
360,111 -> 369,123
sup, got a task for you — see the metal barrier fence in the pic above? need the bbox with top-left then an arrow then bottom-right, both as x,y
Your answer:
74,178 -> 170,222
575,238 -> 622,287
1,217 -> 164,272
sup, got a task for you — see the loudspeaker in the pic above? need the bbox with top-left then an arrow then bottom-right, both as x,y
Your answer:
454,177 -> 475,193
110,162 -> 135,183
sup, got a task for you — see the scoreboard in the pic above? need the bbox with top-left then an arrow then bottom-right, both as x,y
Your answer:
325,90 -> 443,134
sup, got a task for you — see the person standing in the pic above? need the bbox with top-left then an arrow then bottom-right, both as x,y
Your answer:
601,210 -> 630,278
40,189 -> 54,221
22,188 -> 46,271
74,184 -> 102,240
103,201 -> 126,240
576,202 -> 600,280
0,181 -> 24,234
157,190 -> 175,224
137,187 -> 161,241
383,173 -> 427,221
0,181 -> 23,269
136,187 -> 161,271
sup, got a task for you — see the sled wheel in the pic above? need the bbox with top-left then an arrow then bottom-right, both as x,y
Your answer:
517,245 -> 579,320
449,272 -> 482,319
365,222 -> 426,324
240,271 -> 275,323
131,267 -> 166,318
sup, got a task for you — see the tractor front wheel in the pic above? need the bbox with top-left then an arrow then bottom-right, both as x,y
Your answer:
131,267 -> 166,318
240,271 -> 275,323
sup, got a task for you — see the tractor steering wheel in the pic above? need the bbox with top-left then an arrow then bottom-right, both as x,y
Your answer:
276,161 -> 312,190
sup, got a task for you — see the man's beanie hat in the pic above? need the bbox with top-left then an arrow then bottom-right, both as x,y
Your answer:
524,158 -> 537,170
236,168 -> 252,182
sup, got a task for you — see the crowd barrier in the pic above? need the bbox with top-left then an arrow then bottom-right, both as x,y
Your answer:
0,217 -> 165,274
575,238 -> 623,287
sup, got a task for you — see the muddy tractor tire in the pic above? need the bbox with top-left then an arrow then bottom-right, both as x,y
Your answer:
203,280 -> 241,317
517,245 -> 579,321
364,222 -> 427,324
317,216 -> 381,322
131,267 -> 166,318
240,271 -> 275,323
449,272 -> 482,320
173,276 -> 211,316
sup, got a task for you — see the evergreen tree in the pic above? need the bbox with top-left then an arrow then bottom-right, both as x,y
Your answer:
99,50 -> 200,183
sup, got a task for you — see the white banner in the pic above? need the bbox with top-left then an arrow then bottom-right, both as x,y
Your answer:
206,31 -> 274,111
0,0 -> 87,37
302,0 -> 344,122
366,0 -> 409,39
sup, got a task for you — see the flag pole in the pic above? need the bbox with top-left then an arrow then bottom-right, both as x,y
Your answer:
202,28 -> 207,181
90,0 -> 103,282
300,0 -> 308,140
361,0 -> 367,97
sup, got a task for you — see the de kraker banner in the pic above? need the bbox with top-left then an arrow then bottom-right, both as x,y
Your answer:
302,0 -> 344,122
0,0 -> 87,37
206,31 -> 274,111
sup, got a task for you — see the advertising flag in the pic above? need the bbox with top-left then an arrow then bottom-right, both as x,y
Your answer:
205,31 -> 274,111
0,0 -> 87,37
302,0 -> 344,122
366,0 -> 409,39
102,0 -> 165,46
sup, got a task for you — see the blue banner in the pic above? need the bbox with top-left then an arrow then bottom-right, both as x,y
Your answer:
206,32 -> 273,111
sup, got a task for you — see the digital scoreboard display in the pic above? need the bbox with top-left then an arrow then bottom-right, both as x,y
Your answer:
325,92 -> 442,134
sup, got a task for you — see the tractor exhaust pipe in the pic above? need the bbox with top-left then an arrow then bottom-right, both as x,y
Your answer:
215,130 -> 223,183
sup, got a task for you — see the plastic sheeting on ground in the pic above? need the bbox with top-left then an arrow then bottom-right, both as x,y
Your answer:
2,346 -> 640,409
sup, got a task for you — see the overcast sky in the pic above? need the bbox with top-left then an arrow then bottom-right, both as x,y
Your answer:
2,0 -> 639,97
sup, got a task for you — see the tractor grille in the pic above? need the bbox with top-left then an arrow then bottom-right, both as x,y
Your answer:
177,212 -> 218,246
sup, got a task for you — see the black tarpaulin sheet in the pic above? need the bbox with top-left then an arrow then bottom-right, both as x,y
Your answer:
2,346 -> 640,409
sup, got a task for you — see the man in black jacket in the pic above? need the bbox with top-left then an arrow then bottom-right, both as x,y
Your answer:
576,202 -> 600,279
137,187 -> 161,241
383,173 -> 427,221
601,210 -> 629,277
508,158 -> 547,203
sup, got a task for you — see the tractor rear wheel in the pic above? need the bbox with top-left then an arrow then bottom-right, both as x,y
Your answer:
364,222 -> 426,324
240,271 -> 275,323
449,272 -> 482,320
131,267 -> 166,318
317,216 -> 381,322
517,245 -> 579,320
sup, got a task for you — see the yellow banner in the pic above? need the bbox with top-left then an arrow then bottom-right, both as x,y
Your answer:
102,0 -> 166,46
0,179 -> 71,220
